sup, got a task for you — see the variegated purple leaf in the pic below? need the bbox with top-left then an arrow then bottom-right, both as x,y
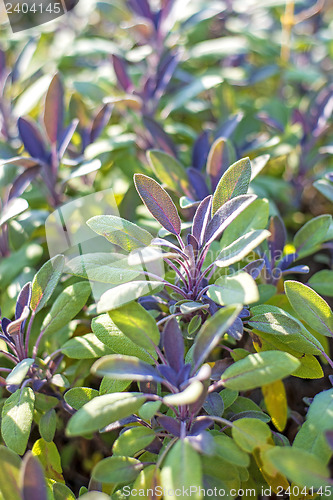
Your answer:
187,431 -> 215,455
187,168 -> 209,200
143,116 -> 177,157
267,215 -> 286,265
8,164 -> 40,200
162,318 -> 184,372
134,173 -> 181,235
93,354 -> 164,383
192,195 -> 212,247
22,452 -> 48,500
44,74 -> 64,145
206,137 -> 237,191
7,306 -> 30,336
204,194 -> 256,246
15,281 -> 31,320
158,416 -> 181,436
157,365 -> 178,386
90,104 -> 112,143
57,119 -> 78,158
112,55 -> 133,92
192,131 -> 210,170
18,117 -> 48,161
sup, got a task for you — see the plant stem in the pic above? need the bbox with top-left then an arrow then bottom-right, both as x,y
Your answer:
25,310 -> 35,356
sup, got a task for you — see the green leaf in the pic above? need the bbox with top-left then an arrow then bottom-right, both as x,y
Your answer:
87,215 -> 152,252
100,378 -> 131,395
31,255 -> 65,312
138,401 -> 162,421
285,280 -> 333,337
264,447 -> 331,489
221,199 -> 269,248
112,426 -> 156,457
163,380 -> 204,406
53,482 -> 76,500
306,389 -> 333,432
214,434 -> 250,467
1,387 -> 35,455
314,178 -> 333,203
0,446 -> 21,500
193,305 -> 242,368
232,418 -> 271,452
92,456 -> 143,484
308,270 -> 333,297
161,439 -> 203,500
221,351 -> 300,390
0,197 -> 28,227
248,312 -> 323,355
293,215 -> 331,258
92,313 -> 156,363
92,355 -> 163,382
147,150 -> 191,197
209,272 -> 259,305
61,333 -> 114,359
66,393 -> 146,436
108,301 -> 160,351
215,230 -> 270,268
39,409 -> 57,442
66,253 -> 141,284
0,243 -> 43,289
31,438 -> 63,482
64,387 -> 99,410
41,282 -> 91,337
6,358 -> 34,386
212,157 -> 252,215
97,281 -> 163,313
293,420 -> 332,464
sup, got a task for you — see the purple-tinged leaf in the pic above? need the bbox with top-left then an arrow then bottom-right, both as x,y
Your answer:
192,131 -> 210,170
152,238 -> 188,259
176,363 -> 192,386
18,117 -> 48,162
187,234 -> 198,252
0,49 -> 6,80
158,416 -> 181,437
204,194 -> 257,246
267,216 -> 286,265
226,317 -> 243,341
256,112 -> 284,132
134,173 -> 181,235
92,355 -> 164,383
11,39 -> 37,84
8,165 -> 40,200
206,137 -> 237,191
278,252 -> 297,271
1,317 -> 11,336
7,307 -> 30,337
57,119 -> 78,159
187,431 -> 215,455
162,318 -> 184,372
192,195 -> 212,247
157,365 -> 178,386
312,85 -> 333,138
15,282 -> 31,320
90,104 -> 112,144
44,74 -> 64,145
203,392 -> 224,417
187,168 -> 209,200
147,149 -> 191,197
22,452 -> 47,500
212,157 -> 251,215
112,55 -> 133,92
292,109 -> 310,135
143,116 -> 177,157
190,416 -> 214,435
242,259 -> 265,280
282,265 -> 309,275
128,0 -> 153,19
214,112 -> 243,141
154,52 -> 179,101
